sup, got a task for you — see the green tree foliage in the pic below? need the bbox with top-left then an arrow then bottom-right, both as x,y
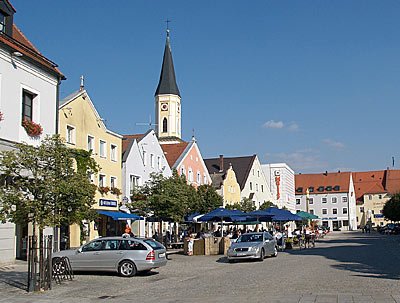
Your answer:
226,197 -> 255,213
0,135 -> 98,232
259,201 -> 278,210
196,184 -> 223,213
382,193 -> 400,222
127,171 -> 223,222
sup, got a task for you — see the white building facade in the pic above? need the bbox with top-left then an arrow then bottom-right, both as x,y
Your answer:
0,1 -> 64,264
121,130 -> 172,237
295,172 -> 357,231
262,163 -> 296,213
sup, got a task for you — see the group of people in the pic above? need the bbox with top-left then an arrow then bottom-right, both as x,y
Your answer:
362,223 -> 371,233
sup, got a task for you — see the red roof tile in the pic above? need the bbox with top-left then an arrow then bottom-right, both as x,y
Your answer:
161,142 -> 189,168
295,172 -> 351,195
385,169 -> 400,195
352,170 -> 386,203
122,134 -> 144,154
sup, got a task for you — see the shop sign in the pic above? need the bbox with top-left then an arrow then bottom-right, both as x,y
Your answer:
99,199 -> 117,207
321,217 -> 337,220
374,214 -> 384,218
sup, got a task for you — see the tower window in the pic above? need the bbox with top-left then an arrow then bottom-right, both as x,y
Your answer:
0,12 -> 5,33
162,118 -> 168,133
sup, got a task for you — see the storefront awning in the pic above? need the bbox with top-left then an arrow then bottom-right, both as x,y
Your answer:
97,211 -> 143,221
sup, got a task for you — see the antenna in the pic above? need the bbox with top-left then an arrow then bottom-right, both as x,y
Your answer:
135,115 -> 158,129
393,156 -> 395,168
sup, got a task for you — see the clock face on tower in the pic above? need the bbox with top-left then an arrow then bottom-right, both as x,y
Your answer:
161,103 -> 168,111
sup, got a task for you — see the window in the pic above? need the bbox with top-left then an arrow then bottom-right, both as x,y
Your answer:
368,195 -> 372,200
104,240 -> 119,250
342,197 -> 348,203
256,183 -> 258,192
197,171 -> 201,184
181,166 -> 186,176
150,153 -> 154,168
88,136 -> 95,154
318,186 -> 324,192
332,208 -> 338,215
252,169 -> 255,175
343,220 -> 349,227
308,198 -> 313,204
121,240 -> 147,250
322,209 -> 327,215
332,197 -> 337,203
130,175 -> 140,194
322,197 -> 327,203
82,240 -> 103,252
142,150 -> 147,166
257,171 -> 260,177
343,208 -> 348,215
296,210 -> 300,213
162,118 -> 168,133
334,185 -> 340,191
66,125 -> 75,144
110,177 -> 116,188
296,187 -> 303,193
188,168 -> 193,182
250,182 -> 253,191
22,90 -> 34,122
360,207 -> 364,213
308,187 -> 314,192
261,185 -> 264,192
157,156 -> 161,170
296,198 -> 301,205
0,12 -> 5,33
87,172 -> 94,183
371,210 -> 375,215
310,209 -> 314,215
203,173 -> 207,185
326,186 -> 332,191
110,144 -> 117,162
99,174 -> 106,187
100,140 -> 106,158
378,194 -> 382,199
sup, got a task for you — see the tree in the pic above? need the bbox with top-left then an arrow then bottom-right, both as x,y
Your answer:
0,135 -> 98,237
226,197 -> 255,213
196,184 -> 223,213
259,201 -> 278,210
382,194 -> 400,222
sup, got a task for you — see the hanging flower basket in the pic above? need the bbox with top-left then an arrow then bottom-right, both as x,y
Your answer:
22,119 -> 42,136
98,186 -> 110,194
0,112 -> 4,122
110,187 -> 122,196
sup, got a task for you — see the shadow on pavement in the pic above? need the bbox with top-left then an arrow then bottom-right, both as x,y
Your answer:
284,232 -> 400,280
0,270 -> 27,291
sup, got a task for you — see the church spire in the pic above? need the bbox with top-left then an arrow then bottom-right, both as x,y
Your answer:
155,28 -> 181,97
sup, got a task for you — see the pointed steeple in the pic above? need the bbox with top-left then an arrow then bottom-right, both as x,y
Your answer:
155,29 -> 181,97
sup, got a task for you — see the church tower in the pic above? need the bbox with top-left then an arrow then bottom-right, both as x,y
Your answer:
155,29 -> 183,143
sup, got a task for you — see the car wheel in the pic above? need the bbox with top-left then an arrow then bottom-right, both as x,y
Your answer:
118,260 -> 137,277
272,246 -> 278,257
259,249 -> 265,261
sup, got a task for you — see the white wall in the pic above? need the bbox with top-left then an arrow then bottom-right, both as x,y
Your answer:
241,156 -> 274,209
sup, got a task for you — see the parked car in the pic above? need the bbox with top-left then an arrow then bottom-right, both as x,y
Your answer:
52,236 -> 167,277
227,232 -> 277,262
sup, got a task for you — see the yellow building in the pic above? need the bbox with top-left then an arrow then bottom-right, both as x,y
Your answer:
59,87 -> 123,247
356,193 -> 388,228
207,163 -> 241,207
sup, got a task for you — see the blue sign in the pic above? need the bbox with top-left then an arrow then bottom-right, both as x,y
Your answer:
374,214 -> 384,218
321,217 -> 338,220
99,199 -> 117,207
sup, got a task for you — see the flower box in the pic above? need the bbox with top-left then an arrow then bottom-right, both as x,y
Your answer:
22,119 -> 42,136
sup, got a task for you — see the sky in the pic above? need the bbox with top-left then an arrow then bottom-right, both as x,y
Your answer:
10,1 -> 400,174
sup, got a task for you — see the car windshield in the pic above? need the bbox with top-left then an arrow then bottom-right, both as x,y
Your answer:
144,239 -> 164,250
237,234 -> 263,243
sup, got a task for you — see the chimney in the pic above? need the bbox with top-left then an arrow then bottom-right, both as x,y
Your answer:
219,155 -> 224,172
324,171 -> 328,176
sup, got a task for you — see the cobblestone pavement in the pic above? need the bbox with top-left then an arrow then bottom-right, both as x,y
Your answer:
1,231 -> 399,302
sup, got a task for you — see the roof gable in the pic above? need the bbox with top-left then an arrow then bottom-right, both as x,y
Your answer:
295,172 -> 351,195
204,155 -> 256,190
161,142 -> 189,168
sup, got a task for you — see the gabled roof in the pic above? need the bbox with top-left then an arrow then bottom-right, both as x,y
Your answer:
59,89 -> 122,139
121,130 -> 154,163
295,172 -> 352,195
210,172 -> 225,190
154,31 -> 180,97
204,155 -> 256,191
385,169 -> 400,195
0,24 -> 64,79
161,142 -> 189,168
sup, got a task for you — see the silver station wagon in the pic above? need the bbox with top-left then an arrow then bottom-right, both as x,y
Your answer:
227,232 -> 278,262
52,236 -> 167,277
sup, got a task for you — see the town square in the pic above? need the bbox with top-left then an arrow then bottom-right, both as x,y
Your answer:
0,1 -> 400,302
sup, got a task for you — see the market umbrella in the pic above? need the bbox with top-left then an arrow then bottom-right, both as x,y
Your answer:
197,207 -> 248,236
296,211 -> 319,220
263,207 -> 303,221
247,210 -> 274,222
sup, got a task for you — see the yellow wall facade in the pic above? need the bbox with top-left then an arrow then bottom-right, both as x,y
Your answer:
59,90 -> 123,244
222,167 -> 241,207
356,193 -> 388,228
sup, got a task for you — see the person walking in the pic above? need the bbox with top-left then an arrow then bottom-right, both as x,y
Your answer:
187,233 -> 194,256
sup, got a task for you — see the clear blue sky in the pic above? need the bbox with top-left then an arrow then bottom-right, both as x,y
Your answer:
11,1 -> 400,173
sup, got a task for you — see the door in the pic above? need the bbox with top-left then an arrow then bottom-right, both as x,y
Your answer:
97,240 -> 122,270
71,240 -> 104,270
264,233 -> 274,254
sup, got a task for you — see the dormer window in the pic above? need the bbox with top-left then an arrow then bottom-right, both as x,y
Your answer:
0,12 -> 5,33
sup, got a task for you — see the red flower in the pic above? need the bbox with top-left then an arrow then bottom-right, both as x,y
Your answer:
22,119 -> 42,136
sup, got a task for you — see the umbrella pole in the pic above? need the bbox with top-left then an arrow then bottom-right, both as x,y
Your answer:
221,217 -> 224,237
